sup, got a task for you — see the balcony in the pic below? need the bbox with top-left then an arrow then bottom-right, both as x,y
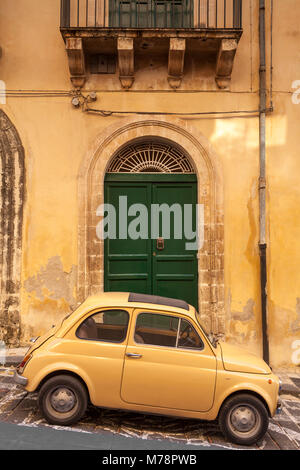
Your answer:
60,0 -> 243,89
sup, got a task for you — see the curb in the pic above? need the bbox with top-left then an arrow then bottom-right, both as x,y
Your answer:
1,356 -> 24,367
275,371 -> 300,399
0,348 -> 28,368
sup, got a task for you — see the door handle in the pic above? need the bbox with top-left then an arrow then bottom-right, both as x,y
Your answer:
126,353 -> 142,359
156,237 -> 164,250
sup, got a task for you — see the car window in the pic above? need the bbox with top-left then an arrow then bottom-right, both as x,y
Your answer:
76,309 -> 129,343
135,313 -> 204,350
135,313 -> 179,347
177,319 -> 204,350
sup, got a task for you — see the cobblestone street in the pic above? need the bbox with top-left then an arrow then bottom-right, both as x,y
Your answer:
0,366 -> 299,450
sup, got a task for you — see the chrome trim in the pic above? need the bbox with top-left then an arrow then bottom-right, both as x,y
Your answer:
30,336 -> 39,343
14,370 -> 28,387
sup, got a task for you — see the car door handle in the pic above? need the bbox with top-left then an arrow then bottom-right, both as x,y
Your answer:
126,353 -> 142,359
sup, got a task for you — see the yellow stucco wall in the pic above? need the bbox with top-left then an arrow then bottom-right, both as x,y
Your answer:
0,0 -> 299,368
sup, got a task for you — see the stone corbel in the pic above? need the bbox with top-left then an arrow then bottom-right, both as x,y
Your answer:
66,37 -> 86,88
117,37 -> 135,89
215,39 -> 238,89
168,38 -> 186,89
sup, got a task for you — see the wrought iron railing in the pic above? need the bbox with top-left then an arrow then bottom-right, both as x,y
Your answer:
61,0 -> 242,29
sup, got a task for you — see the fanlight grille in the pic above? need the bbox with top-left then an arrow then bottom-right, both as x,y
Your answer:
107,140 -> 195,174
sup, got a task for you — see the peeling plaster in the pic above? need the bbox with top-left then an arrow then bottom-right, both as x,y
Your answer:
24,256 -> 77,308
231,299 -> 255,322
290,298 -> 300,333
225,290 -> 257,345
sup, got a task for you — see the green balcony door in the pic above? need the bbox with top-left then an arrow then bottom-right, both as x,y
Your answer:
104,173 -> 198,309
109,1 -> 193,28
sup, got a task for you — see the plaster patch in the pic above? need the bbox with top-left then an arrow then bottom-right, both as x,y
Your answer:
231,299 -> 255,322
24,256 -> 77,308
225,292 -> 257,347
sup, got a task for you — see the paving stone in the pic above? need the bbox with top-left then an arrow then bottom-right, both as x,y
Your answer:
16,396 -> 38,411
0,376 -> 15,384
0,388 -> 10,400
257,432 -> 280,450
291,377 -> 300,389
268,421 -> 299,450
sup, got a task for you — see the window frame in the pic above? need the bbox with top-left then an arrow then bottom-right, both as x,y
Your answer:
75,308 -> 130,344
133,311 -> 204,351
176,317 -> 204,351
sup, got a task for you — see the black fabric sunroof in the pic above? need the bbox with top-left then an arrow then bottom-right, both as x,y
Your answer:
128,293 -> 189,311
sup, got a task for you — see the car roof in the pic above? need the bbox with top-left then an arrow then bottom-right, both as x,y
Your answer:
57,292 -> 197,337
83,292 -> 193,314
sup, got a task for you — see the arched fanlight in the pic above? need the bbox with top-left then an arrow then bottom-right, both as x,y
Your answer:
107,139 -> 195,174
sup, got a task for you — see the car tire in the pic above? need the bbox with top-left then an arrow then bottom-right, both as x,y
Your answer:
218,393 -> 269,446
38,374 -> 88,426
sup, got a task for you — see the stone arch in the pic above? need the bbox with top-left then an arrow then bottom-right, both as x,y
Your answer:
78,116 -> 224,333
0,110 -> 25,346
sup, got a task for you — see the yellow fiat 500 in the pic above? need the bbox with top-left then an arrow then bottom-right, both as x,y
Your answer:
14,292 -> 281,446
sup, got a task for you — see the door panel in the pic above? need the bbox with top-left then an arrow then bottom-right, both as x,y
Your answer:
121,310 -> 217,412
104,174 -> 198,308
152,182 -> 198,308
62,308 -> 132,408
104,182 -> 152,294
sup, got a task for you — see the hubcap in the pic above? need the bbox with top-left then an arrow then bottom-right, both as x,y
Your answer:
50,387 -> 76,413
230,405 -> 258,434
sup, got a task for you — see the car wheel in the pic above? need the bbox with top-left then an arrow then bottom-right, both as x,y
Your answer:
219,393 -> 269,446
38,374 -> 88,426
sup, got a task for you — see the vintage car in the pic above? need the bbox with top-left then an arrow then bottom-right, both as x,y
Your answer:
14,292 -> 281,446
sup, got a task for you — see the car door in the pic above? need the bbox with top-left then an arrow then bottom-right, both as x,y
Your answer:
64,308 -> 131,408
120,309 -> 217,412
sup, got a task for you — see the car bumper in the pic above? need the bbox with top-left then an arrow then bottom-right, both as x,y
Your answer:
14,370 -> 28,387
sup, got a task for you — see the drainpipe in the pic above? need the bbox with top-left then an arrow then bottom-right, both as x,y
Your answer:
259,0 -> 269,364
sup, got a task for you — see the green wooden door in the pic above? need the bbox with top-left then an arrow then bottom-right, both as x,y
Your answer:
104,174 -> 198,309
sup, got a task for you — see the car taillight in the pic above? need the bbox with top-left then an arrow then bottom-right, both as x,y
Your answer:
17,353 -> 32,373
